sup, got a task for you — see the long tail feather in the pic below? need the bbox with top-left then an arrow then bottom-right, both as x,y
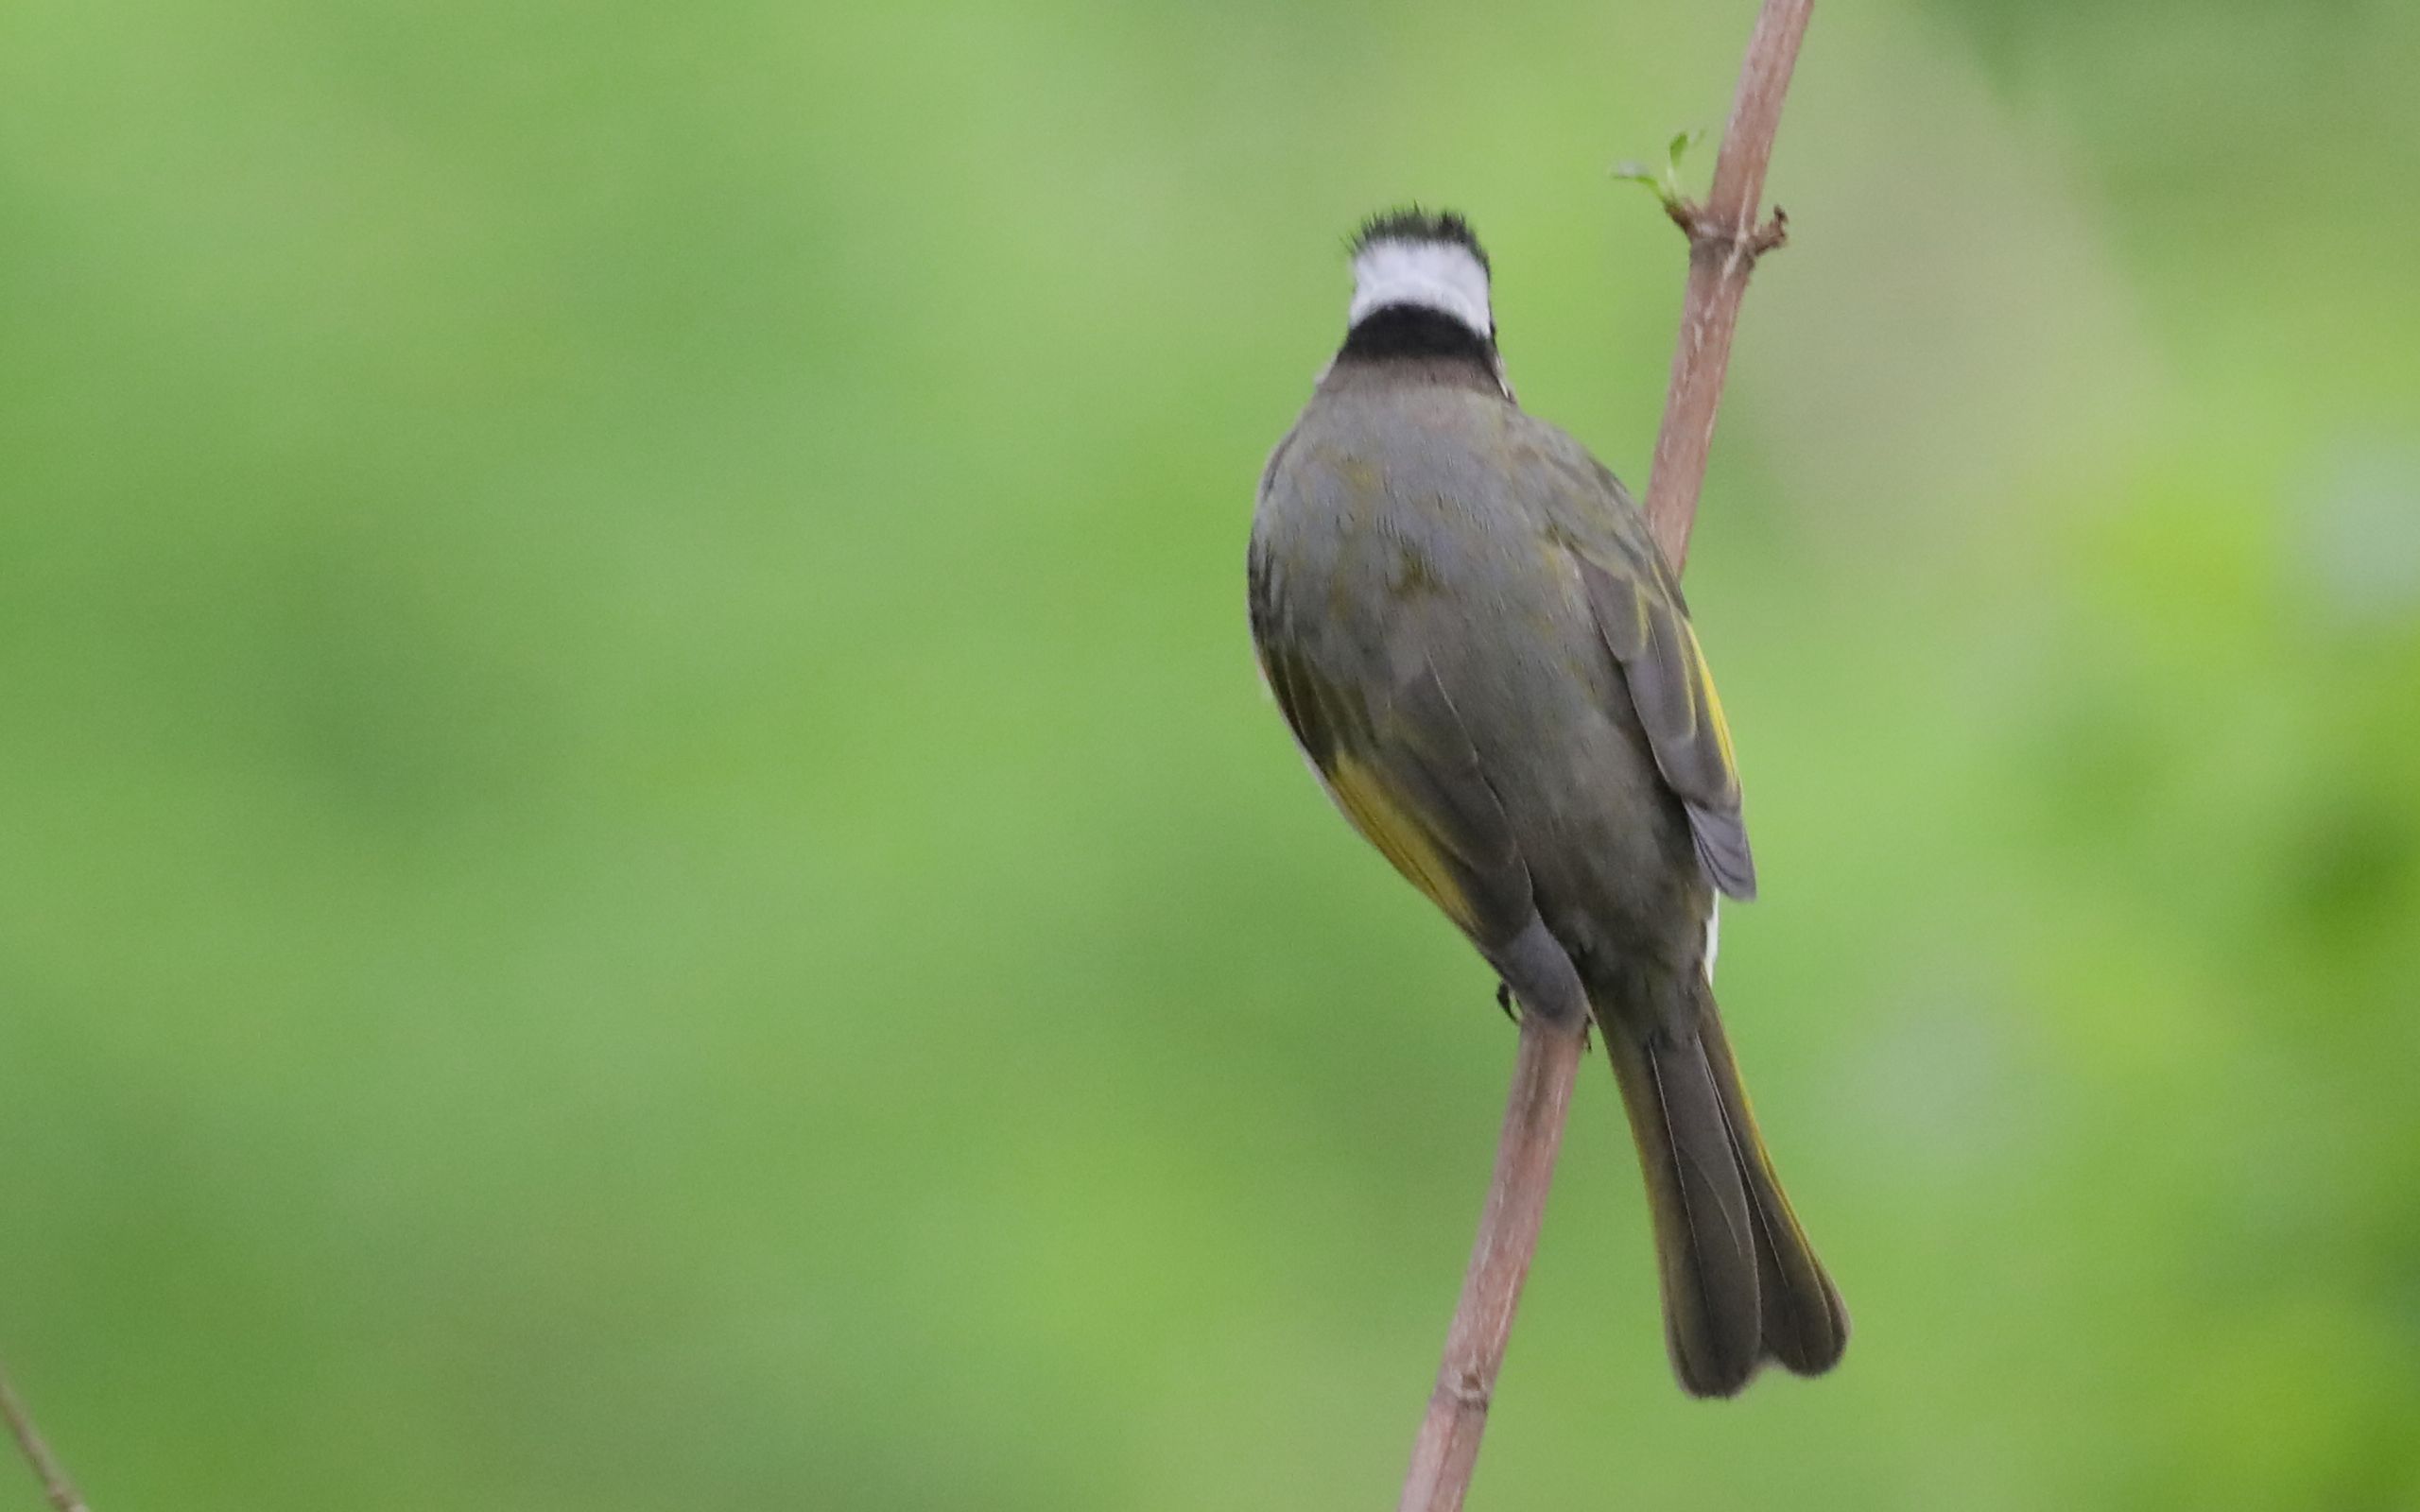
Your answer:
1601,1016 -> 1762,1396
1698,995 -> 1849,1376
1598,983 -> 1846,1396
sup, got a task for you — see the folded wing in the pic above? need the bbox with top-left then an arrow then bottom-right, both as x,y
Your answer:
1540,449 -> 1758,901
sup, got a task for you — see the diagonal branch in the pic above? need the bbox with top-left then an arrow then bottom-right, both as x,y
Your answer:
1395,5 -> 1813,1509
1645,0 -> 1815,574
0,1359 -> 91,1512
1395,1012 -> 1586,1512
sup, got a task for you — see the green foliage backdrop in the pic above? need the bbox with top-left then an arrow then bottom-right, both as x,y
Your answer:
4,0 -> 2417,1506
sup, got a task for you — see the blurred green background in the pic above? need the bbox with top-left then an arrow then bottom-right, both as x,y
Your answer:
5,0 -> 2419,1506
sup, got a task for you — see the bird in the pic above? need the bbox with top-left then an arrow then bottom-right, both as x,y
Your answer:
1245,207 -> 1847,1398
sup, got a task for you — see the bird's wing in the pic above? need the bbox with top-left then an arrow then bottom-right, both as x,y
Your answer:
1249,558 -> 1536,948
1537,441 -> 1758,901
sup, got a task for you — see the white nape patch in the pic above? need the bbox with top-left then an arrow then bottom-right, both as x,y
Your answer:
1703,902 -> 1720,984
1348,239 -> 1492,337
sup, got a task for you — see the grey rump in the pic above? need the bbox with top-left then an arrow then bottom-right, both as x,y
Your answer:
1246,214 -> 1845,1399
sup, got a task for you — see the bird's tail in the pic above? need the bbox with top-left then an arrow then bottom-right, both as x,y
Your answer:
1597,980 -> 1848,1397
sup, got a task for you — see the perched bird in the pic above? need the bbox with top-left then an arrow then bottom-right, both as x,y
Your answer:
1246,208 -> 1847,1397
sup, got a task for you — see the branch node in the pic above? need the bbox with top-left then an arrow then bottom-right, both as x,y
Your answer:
1671,200 -> 1789,264
1753,205 -> 1789,255
1437,1369 -> 1493,1412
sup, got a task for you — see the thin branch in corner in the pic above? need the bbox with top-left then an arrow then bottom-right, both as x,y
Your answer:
1394,5 -> 1814,1510
0,1360 -> 90,1512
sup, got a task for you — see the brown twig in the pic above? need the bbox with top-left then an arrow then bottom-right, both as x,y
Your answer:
1396,1012 -> 1586,1512
0,1360 -> 90,1512
1645,0 -> 1815,575
1394,5 -> 1813,1509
